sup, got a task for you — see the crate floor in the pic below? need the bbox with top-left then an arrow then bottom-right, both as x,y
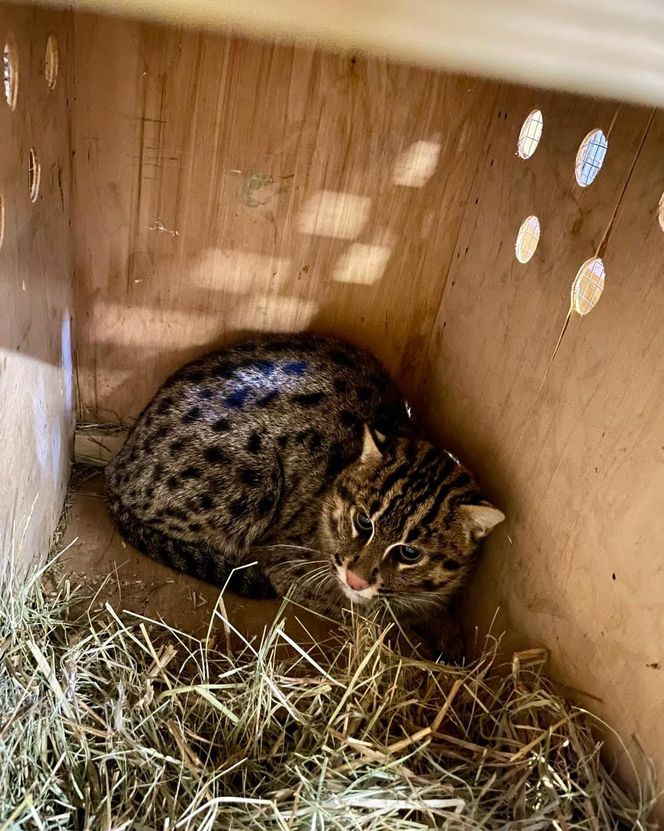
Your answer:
59,471 -> 333,647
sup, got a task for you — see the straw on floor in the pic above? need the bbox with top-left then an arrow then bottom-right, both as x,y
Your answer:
0,555 -> 657,830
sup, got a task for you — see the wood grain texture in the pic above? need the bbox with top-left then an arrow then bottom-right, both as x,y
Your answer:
72,15 -> 498,420
423,91 -> 664,797
0,5 -> 73,569
22,0 -> 664,109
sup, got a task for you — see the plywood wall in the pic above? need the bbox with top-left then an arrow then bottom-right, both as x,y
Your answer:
71,14 -> 663,807
71,14 -> 500,421
422,95 -> 664,797
0,6 -> 73,571
32,0 -> 664,109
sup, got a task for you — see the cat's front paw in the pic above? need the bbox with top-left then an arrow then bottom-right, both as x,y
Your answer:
422,627 -> 465,665
393,609 -> 466,665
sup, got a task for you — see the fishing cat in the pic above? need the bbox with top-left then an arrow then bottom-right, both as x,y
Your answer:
105,333 -> 504,660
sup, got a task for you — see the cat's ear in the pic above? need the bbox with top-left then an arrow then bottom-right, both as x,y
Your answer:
458,502 -> 505,541
361,425 -> 383,463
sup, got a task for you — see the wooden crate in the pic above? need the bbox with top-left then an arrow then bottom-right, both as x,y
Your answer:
1,1 -> 663,815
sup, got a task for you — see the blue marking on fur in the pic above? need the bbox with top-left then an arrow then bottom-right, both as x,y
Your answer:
283,360 -> 308,376
225,387 -> 249,409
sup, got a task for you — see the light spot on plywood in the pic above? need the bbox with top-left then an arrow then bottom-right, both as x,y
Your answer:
44,33 -> 59,90
298,190 -> 371,240
92,289 -> 316,360
28,148 -> 41,203
232,294 -> 318,332
419,209 -> 436,240
189,249 -> 292,293
61,312 -> 74,414
333,231 -> 395,284
149,219 -> 178,237
3,34 -> 18,110
0,348 -> 71,563
392,141 -> 440,187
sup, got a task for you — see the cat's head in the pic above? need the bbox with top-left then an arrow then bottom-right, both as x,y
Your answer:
321,427 -> 504,607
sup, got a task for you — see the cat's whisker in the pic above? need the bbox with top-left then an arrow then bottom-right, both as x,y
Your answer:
276,556 -> 327,564
385,594 -> 442,613
296,565 -> 332,594
310,572 -> 337,596
396,592 -> 438,604
403,593 -> 440,605
276,557 -> 328,571
311,569 -> 335,588
312,572 -> 337,596
298,580 -> 331,601
299,570 -> 327,589
262,543 -> 325,556
301,563 -> 329,575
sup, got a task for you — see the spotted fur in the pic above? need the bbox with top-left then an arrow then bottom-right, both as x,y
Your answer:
105,333 -> 504,658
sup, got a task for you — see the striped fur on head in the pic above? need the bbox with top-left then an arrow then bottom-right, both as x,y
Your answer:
321,428 -> 504,609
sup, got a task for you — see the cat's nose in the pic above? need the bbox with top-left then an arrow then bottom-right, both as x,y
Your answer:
346,570 -> 370,591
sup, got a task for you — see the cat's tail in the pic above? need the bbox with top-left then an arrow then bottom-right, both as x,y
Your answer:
104,488 -> 277,599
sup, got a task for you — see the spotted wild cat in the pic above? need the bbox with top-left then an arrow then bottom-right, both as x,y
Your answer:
105,333 -> 504,660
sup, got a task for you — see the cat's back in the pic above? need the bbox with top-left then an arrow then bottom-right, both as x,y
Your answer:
144,332 -> 406,433
106,333 -> 410,516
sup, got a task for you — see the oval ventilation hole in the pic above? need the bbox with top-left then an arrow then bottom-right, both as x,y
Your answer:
571,257 -> 605,315
517,109 -> 543,159
28,148 -> 41,203
3,34 -> 19,110
575,129 -> 608,187
0,195 -> 4,250
515,215 -> 540,263
44,33 -> 59,90
658,192 -> 664,232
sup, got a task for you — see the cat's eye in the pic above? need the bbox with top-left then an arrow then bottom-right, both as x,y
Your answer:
395,544 -> 422,564
353,511 -> 373,534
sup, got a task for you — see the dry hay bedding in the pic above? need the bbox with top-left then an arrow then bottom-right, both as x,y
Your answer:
0,554 -> 656,830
